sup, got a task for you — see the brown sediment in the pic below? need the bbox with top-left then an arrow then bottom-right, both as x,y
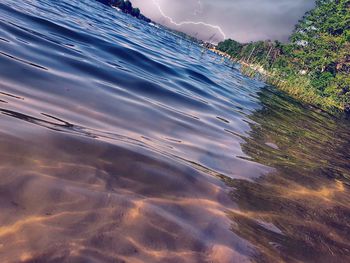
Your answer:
0,129 -> 256,263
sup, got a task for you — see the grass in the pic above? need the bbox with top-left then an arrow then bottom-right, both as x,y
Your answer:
240,63 -> 344,113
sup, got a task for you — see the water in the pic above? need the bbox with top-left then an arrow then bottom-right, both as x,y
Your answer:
0,0 -> 349,262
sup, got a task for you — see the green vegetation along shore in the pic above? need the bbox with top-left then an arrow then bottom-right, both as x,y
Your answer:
216,0 -> 350,113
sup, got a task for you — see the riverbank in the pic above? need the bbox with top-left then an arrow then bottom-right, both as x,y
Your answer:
213,0 -> 350,114
239,61 -> 345,113
209,47 -> 344,113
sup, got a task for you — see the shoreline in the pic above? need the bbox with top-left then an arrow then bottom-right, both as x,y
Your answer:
209,47 -> 345,114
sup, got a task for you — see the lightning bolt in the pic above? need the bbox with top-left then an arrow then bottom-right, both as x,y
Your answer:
152,0 -> 226,41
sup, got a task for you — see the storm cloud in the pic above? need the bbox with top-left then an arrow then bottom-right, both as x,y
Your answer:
131,0 -> 315,43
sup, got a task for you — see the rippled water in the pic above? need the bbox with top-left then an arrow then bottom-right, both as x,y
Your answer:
0,0 -> 350,262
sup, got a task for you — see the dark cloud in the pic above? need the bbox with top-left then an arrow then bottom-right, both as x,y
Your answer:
131,0 -> 315,43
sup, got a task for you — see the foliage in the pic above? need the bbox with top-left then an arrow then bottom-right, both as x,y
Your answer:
97,0 -> 151,22
217,0 -> 350,111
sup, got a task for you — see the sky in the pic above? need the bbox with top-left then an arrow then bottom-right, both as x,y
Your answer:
131,0 -> 315,43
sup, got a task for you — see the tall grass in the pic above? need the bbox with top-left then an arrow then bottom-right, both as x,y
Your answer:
240,64 -> 344,112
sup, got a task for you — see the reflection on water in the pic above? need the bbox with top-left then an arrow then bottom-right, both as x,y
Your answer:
0,0 -> 350,262
226,87 -> 350,262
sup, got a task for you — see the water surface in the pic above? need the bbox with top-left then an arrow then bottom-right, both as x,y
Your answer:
0,0 -> 350,262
